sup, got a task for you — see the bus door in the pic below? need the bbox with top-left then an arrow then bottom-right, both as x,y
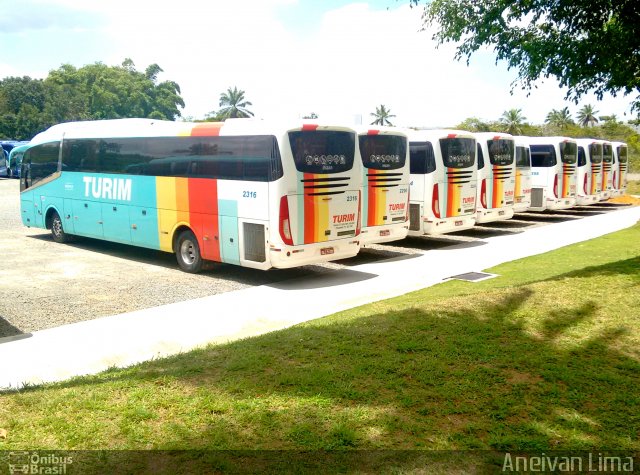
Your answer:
287,129 -> 360,247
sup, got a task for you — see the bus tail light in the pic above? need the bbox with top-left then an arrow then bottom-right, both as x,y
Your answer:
583,173 -> 588,194
356,190 -> 362,236
553,174 -> 559,198
279,195 -> 294,246
480,179 -> 487,209
432,184 -> 441,219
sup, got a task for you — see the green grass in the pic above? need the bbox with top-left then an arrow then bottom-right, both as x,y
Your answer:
1,223 -> 639,469
627,180 -> 640,195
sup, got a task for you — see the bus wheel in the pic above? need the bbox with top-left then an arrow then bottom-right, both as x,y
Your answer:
50,211 -> 70,243
175,230 -> 203,273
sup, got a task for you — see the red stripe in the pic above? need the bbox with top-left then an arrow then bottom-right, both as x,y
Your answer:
188,178 -> 220,262
302,124 -> 318,131
367,129 -> 380,135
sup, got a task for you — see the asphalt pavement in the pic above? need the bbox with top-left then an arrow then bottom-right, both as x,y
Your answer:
1,204 -> 639,390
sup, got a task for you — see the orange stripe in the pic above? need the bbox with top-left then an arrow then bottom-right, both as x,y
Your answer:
191,123 -> 223,136
303,173 -> 315,244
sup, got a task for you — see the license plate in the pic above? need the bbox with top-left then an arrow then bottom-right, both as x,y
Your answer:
320,247 -> 334,256
379,229 -> 390,237
498,210 -> 505,216
455,220 -> 463,226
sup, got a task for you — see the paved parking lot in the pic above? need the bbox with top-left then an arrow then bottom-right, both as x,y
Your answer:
0,177 -> 632,338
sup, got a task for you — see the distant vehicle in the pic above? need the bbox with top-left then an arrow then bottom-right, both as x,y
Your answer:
611,141 -> 628,197
8,143 -> 30,178
407,129 -> 477,235
474,132 -> 516,223
524,136 -> 578,211
575,139 -> 603,205
356,126 -> 410,245
0,148 -> 8,177
512,136 -> 532,212
600,141 -> 614,200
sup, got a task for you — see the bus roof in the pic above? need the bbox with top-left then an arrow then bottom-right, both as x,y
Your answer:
406,129 -> 476,142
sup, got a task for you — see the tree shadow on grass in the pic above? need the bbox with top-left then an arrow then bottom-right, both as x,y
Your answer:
541,256 -> 640,284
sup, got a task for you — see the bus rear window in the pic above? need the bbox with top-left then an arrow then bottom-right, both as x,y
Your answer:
618,146 -> 628,163
560,142 -> 577,164
515,145 -> 531,168
530,145 -> 556,167
289,130 -> 355,174
359,135 -> 406,170
603,144 -> 613,162
488,139 -> 514,166
439,138 -> 475,169
409,141 -> 436,174
589,144 -> 603,164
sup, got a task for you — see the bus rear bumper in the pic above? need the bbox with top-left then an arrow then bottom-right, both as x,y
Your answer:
512,201 -> 531,213
409,215 -> 476,236
547,198 -> 576,210
576,194 -> 599,206
360,224 -> 409,246
476,206 -> 514,223
269,241 -> 360,269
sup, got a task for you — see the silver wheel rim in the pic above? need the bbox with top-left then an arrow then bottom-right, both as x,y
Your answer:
52,217 -> 62,237
180,239 -> 196,265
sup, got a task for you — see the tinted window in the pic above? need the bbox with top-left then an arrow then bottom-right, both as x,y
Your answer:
487,139 -> 514,166
530,145 -> 557,167
61,135 -> 283,182
577,147 -> 587,167
359,135 -> 406,170
21,142 -> 59,190
603,144 -> 613,163
409,141 -> 436,174
515,145 -> 531,168
289,130 -> 355,174
476,144 -> 485,170
440,138 -> 475,169
618,146 -> 628,163
560,142 -> 577,164
589,144 -> 603,164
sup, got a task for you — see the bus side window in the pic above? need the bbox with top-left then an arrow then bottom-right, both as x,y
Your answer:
477,144 -> 485,170
578,147 -> 587,167
409,142 -> 435,174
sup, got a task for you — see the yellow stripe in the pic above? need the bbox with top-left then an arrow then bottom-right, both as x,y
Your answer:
156,177 -> 178,252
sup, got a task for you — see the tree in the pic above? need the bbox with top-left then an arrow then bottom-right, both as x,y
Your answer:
370,104 -> 395,126
499,109 -> 527,135
414,0 -> 640,114
217,86 -> 254,119
545,107 -> 574,129
302,112 -> 318,119
577,104 -> 600,127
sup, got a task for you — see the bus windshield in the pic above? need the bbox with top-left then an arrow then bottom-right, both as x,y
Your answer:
530,145 -> 556,167
560,142 -> 577,164
359,135 -> 406,170
487,139 -> 514,166
618,146 -> 628,163
439,138 -> 475,169
589,144 -> 603,163
515,146 -> 530,168
289,130 -> 355,174
603,144 -> 613,162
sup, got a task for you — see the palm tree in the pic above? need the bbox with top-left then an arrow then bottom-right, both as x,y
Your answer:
545,107 -> 574,129
499,108 -> 527,135
218,86 -> 254,119
370,104 -> 395,126
577,104 -> 599,127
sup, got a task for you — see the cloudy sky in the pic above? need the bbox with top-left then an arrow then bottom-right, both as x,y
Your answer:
0,0 -> 634,127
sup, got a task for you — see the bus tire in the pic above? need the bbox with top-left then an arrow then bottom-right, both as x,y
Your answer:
175,230 -> 204,273
50,211 -> 70,244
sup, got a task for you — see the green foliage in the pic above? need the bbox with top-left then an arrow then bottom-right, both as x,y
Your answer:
214,86 -> 254,120
0,59 -> 184,140
415,0 -> 640,114
577,104 -> 600,127
370,104 -> 395,126
499,108 -> 527,135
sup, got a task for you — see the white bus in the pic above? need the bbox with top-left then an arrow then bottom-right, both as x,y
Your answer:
407,130 -> 477,235
575,138 -> 603,205
19,118 -> 363,273
611,141 -> 628,197
513,136 -> 532,212
357,126 -> 410,245
526,136 -> 577,211
474,132 -> 516,222
600,141 -> 614,200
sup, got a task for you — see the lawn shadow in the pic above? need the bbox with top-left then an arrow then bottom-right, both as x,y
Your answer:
21,283 -> 638,462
